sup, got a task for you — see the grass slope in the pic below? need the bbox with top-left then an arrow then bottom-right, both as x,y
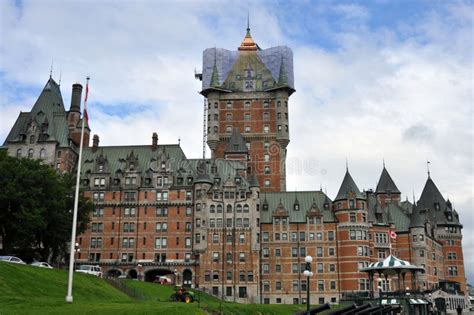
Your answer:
0,262 -> 333,314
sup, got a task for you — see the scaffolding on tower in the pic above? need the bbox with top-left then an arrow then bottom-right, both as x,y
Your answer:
202,98 -> 208,159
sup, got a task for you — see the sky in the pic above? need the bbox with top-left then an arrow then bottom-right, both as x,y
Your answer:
0,0 -> 472,283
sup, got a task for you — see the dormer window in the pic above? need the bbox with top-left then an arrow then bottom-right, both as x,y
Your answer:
233,144 -> 239,150
99,164 -> 104,172
349,199 -> 355,209
129,163 -> 135,170
214,178 -> 220,185
30,135 -> 35,144
434,203 -> 440,211
447,214 -> 452,221
177,177 -> 183,185
294,204 -> 299,211
324,203 -> 329,210
160,161 -> 166,170
235,177 -> 241,185
187,177 -> 193,185
263,203 -> 268,211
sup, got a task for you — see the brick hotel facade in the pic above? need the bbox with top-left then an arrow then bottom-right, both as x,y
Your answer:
2,27 -> 468,308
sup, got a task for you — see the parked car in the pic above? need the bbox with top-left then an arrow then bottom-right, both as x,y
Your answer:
75,265 -> 103,277
31,261 -> 53,269
154,276 -> 172,284
0,256 -> 26,264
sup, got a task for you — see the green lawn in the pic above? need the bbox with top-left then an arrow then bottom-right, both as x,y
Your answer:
0,262 -> 336,314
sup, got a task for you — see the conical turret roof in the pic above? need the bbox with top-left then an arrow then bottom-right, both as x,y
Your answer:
376,166 -> 400,194
335,169 -> 364,200
409,203 -> 425,228
248,172 -> 259,188
195,160 -> 212,184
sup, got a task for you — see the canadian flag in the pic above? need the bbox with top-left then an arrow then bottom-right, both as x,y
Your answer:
390,231 -> 397,239
83,77 -> 90,123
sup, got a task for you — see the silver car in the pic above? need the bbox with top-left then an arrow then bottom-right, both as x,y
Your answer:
31,261 -> 53,269
0,256 -> 26,264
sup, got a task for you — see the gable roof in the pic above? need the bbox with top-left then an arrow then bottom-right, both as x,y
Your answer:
225,128 -> 248,154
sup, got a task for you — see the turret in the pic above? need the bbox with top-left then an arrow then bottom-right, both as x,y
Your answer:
375,165 -> 401,207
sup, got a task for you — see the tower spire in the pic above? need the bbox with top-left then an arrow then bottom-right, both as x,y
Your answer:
247,11 -> 250,33
50,61 -> 54,79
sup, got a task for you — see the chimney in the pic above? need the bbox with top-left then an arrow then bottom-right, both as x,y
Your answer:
70,83 -> 83,113
152,132 -> 158,151
92,134 -> 99,152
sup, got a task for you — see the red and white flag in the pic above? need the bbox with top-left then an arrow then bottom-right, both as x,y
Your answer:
390,231 -> 397,239
83,77 -> 90,123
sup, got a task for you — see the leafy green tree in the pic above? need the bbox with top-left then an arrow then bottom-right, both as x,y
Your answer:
0,150 -> 92,263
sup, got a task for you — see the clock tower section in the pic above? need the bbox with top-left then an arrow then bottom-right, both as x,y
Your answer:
199,26 -> 295,192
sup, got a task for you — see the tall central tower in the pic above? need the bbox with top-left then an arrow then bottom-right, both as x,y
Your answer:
199,26 -> 295,192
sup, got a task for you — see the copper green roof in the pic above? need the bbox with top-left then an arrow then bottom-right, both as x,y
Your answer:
3,77 -> 71,147
81,145 -> 187,177
221,51 -> 276,92
260,191 -> 334,223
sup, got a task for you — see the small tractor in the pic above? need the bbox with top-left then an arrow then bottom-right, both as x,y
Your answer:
169,287 -> 197,303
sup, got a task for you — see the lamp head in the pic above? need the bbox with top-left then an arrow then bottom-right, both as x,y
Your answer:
305,255 -> 313,263
303,270 -> 310,277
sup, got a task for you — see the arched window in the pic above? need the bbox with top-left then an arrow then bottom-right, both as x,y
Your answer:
28,149 -> 34,158
226,205 -> 232,213
210,205 -> 215,213
217,205 -> 223,213
16,149 -> 22,158
243,204 -> 249,213
40,148 -> 46,158
236,205 -> 242,213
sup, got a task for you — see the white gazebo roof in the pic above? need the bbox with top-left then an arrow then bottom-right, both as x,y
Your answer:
359,255 -> 425,275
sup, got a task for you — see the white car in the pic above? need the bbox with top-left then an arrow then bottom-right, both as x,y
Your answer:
0,256 -> 26,264
31,261 -> 53,269
75,264 -> 103,277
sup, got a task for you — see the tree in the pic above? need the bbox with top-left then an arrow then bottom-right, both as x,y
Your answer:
0,151 -> 92,263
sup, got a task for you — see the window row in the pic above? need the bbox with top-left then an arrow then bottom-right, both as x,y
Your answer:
262,231 -> 335,242
204,270 -> 254,282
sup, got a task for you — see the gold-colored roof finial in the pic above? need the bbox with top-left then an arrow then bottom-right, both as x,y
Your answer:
239,13 -> 257,51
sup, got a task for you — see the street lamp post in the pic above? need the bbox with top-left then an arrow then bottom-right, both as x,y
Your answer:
303,255 -> 313,315
73,243 -> 80,272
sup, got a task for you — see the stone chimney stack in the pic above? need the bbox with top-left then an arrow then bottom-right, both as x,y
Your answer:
92,134 -> 99,152
152,132 -> 158,151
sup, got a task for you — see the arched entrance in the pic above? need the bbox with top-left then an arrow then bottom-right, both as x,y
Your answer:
144,268 -> 173,282
128,269 -> 138,279
106,269 -> 122,278
182,269 -> 192,288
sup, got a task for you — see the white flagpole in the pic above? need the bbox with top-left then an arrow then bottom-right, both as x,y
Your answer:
66,76 -> 89,303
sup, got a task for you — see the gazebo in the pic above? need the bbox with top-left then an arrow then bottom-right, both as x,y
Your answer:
359,255 -> 425,297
